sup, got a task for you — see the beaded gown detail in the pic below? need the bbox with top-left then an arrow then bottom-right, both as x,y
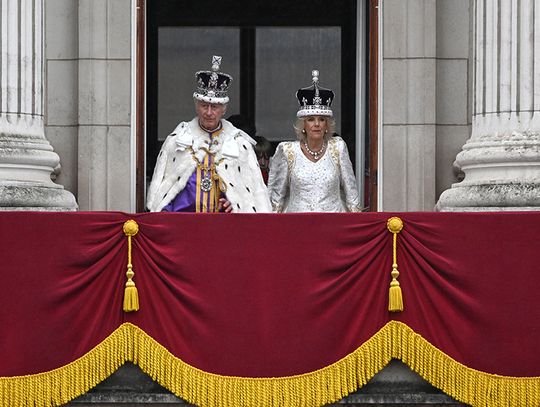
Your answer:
268,137 -> 361,213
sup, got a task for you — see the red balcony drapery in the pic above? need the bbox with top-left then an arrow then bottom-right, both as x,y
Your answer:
1,211 -> 539,406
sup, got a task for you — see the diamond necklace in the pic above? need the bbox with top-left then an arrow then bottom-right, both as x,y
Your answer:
303,141 -> 326,160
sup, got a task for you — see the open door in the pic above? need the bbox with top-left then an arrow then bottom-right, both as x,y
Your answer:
136,0 -> 378,211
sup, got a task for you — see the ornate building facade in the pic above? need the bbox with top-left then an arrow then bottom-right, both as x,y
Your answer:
2,0 -> 538,213
0,0 -> 538,405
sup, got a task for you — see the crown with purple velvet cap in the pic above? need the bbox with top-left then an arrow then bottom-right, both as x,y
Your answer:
193,55 -> 233,104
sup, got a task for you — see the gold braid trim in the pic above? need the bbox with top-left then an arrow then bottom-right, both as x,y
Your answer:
328,138 -> 340,171
283,142 -> 295,174
2,322 -> 540,407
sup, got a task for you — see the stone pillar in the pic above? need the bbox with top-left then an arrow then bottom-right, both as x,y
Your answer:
382,0 -> 437,211
0,0 -> 77,210
437,0 -> 540,211
76,0 -> 132,211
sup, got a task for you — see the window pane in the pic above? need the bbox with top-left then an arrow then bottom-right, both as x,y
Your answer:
255,28 -> 341,142
158,27 -> 240,141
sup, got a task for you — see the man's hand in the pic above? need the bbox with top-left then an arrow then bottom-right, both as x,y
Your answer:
218,198 -> 232,213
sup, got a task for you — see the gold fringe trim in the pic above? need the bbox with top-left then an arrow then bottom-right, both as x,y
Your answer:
2,322 -> 540,407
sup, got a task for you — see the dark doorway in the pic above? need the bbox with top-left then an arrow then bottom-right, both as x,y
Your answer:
141,0 -> 373,211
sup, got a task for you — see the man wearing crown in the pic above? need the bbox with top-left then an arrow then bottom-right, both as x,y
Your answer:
146,56 -> 271,213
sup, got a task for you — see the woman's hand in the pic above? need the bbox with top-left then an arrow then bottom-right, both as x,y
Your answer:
218,198 -> 232,213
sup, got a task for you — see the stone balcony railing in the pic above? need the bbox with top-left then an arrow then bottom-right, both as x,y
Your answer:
70,361 -> 464,406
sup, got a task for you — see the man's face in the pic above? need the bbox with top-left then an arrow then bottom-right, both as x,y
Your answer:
195,101 -> 227,130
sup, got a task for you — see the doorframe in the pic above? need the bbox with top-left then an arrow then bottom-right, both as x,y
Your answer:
368,0 -> 380,211
132,0 -> 146,212
133,0 -> 380,212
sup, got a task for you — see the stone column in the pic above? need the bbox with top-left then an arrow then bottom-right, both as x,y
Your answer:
76,0 -> 132,211
437,0 -> 540,211
382,0 -> 437,211
0,0 -> 77,210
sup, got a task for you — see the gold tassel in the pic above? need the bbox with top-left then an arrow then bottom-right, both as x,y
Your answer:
387,217 -> 404,312
389,279 -> 403,312
123,220 -> 140,312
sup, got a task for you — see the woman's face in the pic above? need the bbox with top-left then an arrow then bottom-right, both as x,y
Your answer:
304,116 -> 328,142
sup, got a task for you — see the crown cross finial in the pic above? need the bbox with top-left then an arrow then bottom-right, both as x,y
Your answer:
212,56 -> 222,72
312,69 -> 319,84
193,56 -> 232,103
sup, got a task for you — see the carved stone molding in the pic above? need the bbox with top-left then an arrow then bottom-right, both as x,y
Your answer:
437,0 -> 540,211
0,0 -> 77,210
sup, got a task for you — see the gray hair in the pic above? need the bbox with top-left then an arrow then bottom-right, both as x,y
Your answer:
293,116 -> 336,142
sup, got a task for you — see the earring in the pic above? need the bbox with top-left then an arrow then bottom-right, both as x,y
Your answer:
302,129 -> 306,134
325,129 -> 328,134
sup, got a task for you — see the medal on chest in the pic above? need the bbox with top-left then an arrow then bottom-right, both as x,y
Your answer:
188,132 -> 227,212
190,147 -> 227,194
200,175 -> 213,192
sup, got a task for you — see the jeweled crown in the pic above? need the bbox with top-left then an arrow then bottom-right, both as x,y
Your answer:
193,56 -> 233,104
296,70 -> 334,117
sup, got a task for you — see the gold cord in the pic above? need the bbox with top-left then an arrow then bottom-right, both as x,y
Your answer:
122,220 -> 139,312
387,217 -> 404,312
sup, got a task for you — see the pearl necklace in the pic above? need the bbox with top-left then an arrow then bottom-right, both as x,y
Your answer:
303,141 -> 326,160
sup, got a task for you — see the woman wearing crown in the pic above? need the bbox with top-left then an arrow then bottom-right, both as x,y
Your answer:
267,70 -> 361,213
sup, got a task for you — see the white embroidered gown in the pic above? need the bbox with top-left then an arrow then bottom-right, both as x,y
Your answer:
267,137 -> 361,213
